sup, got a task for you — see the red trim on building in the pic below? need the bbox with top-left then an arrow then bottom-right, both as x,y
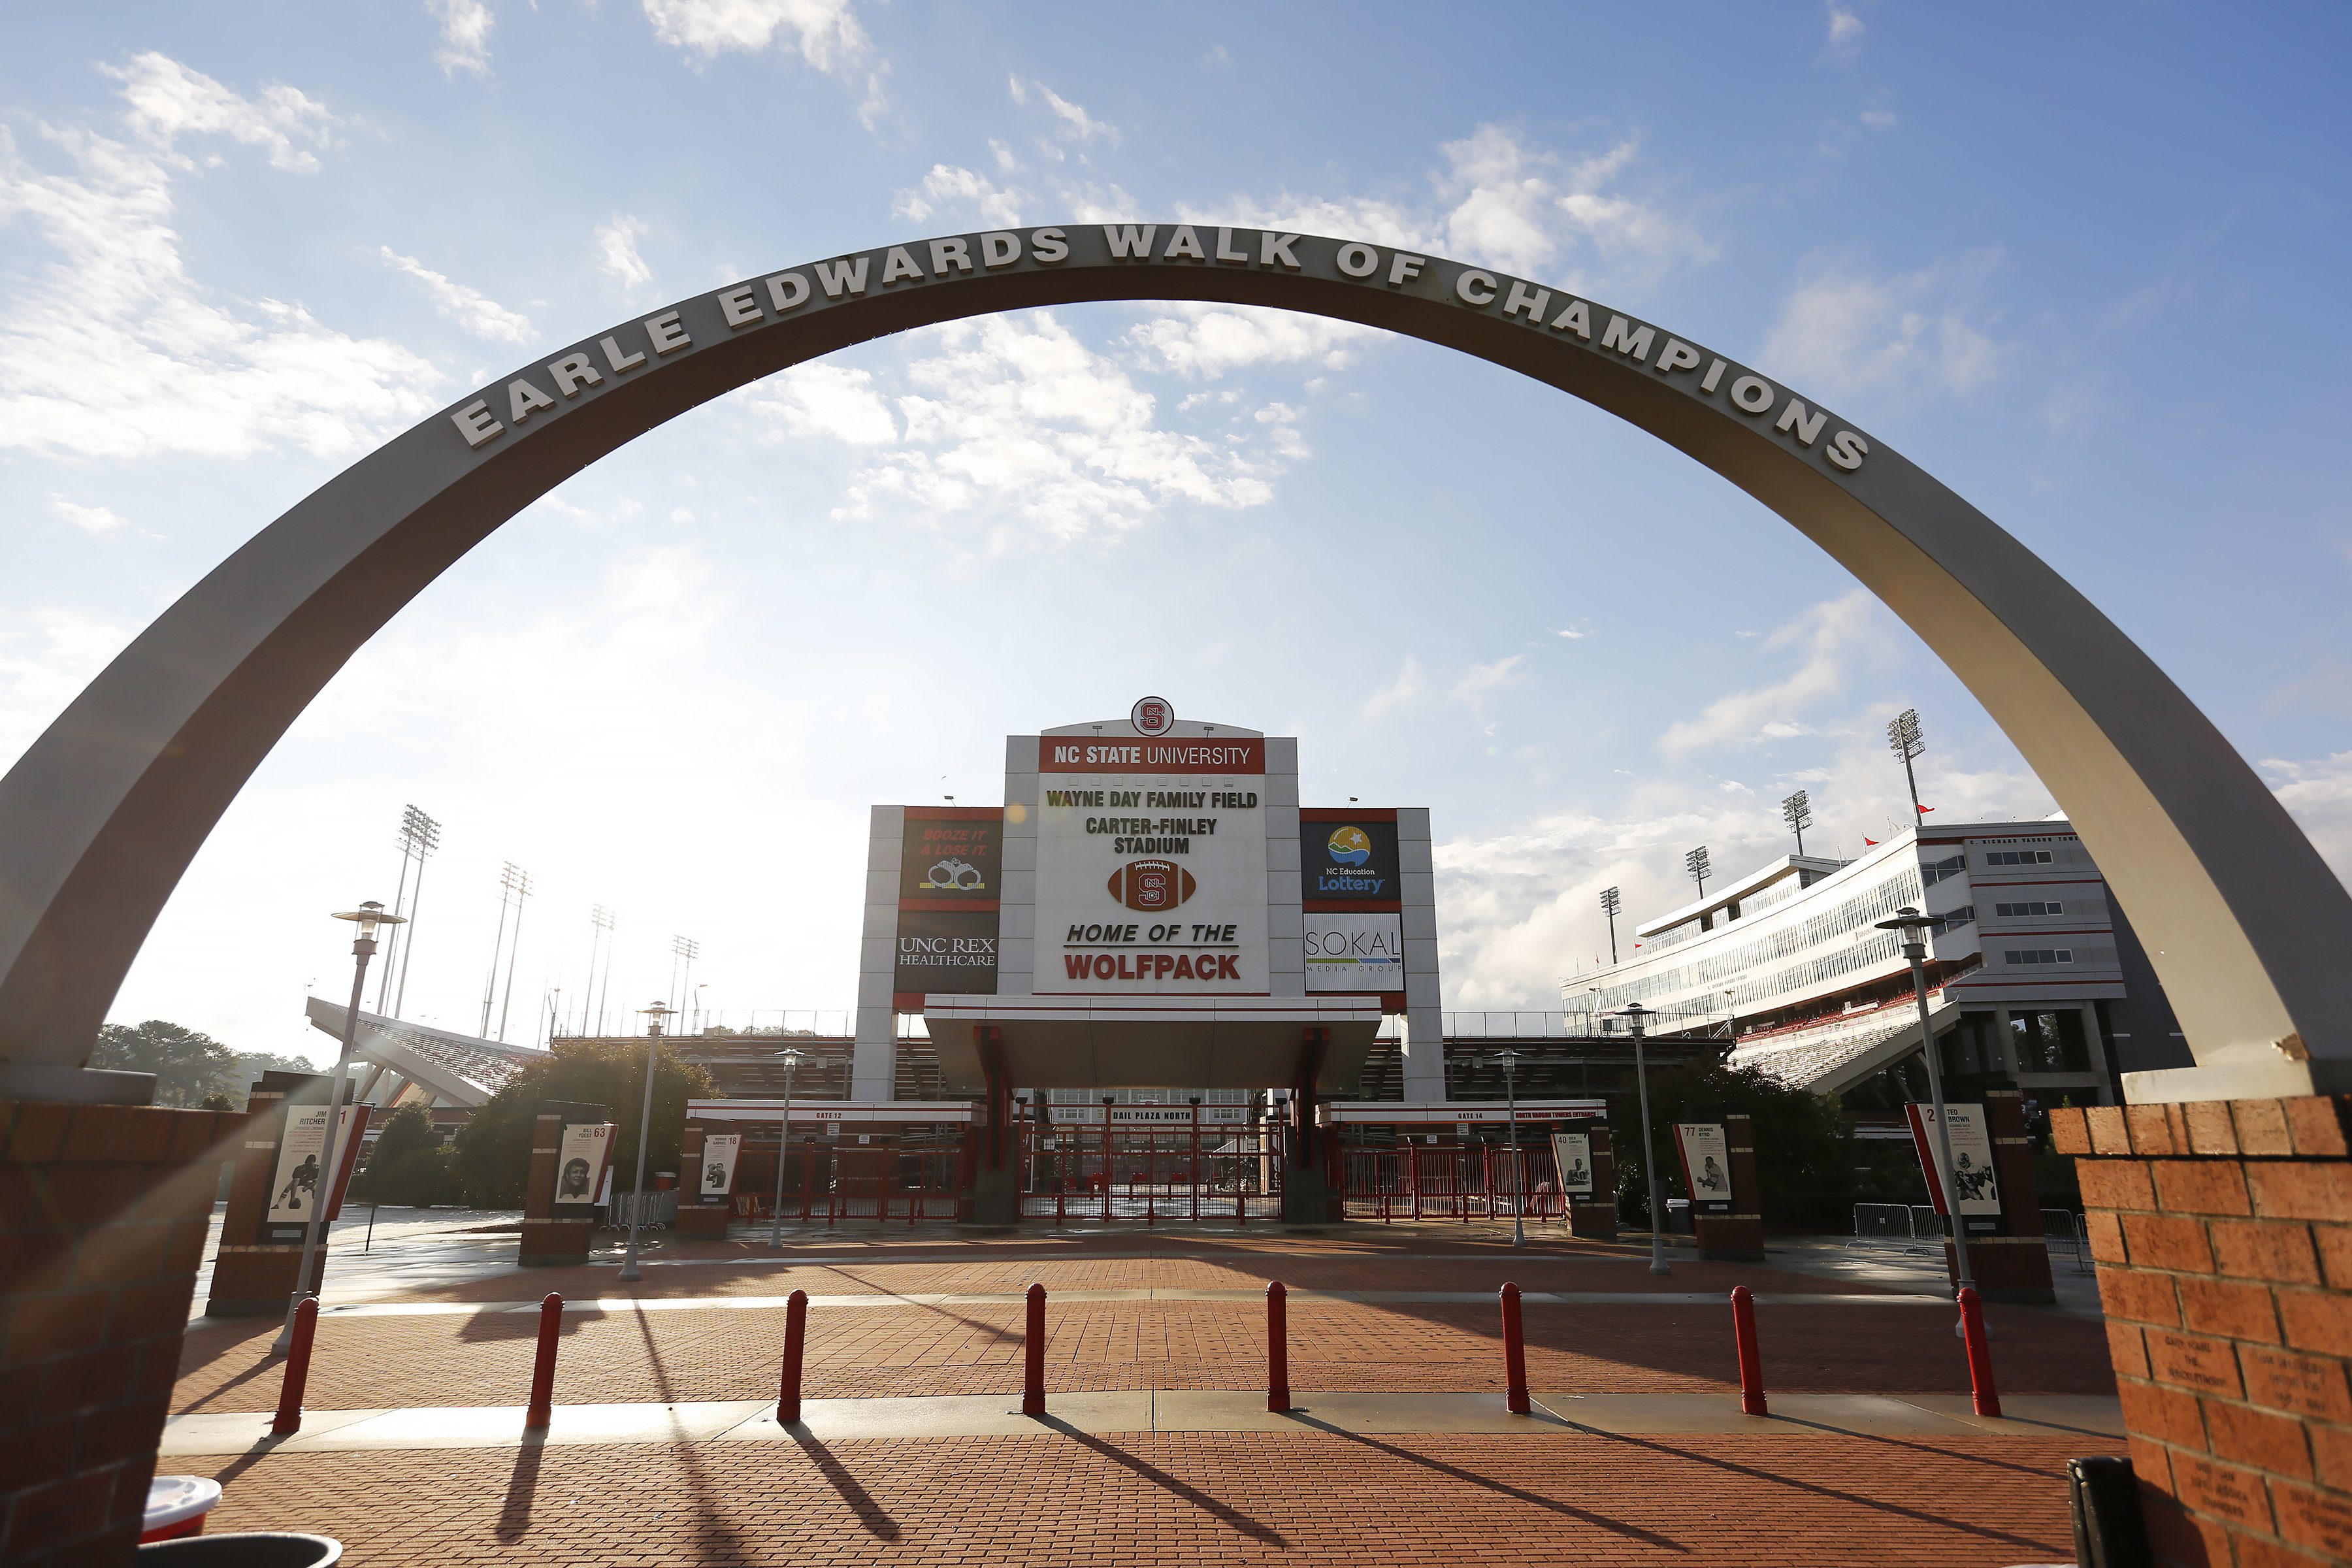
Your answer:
904,805 -> 1004,821
1302,899 -> 1402,914
1301,807 -> 1397,823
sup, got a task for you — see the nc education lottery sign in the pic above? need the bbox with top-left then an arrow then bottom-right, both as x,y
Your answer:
1036,736 -> 1267,994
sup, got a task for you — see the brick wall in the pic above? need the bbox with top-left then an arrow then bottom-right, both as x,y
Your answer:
1,1098 -> 240,1567
2055,1096 -> 2352,1565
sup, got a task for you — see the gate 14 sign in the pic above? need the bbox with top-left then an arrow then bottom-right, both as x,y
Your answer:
1674,1122 -> 1733,1212
1906,1103 -> 2002,1217
699,1132 -> 742,1198
1552,1132 -> 1594,1198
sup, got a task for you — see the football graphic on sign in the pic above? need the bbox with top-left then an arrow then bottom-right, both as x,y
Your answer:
1107,859 -> 1196,911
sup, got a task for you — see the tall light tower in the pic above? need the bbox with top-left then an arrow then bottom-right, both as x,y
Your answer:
1780,790 -> 1811,857
1684,845 -> 1710,900
589,905 -> 616,1035
1599,886 -> 1622,966
1888,708 -> 1927,826
381,805 -> 439,1018
670,935 -> 700,1028
478,861 -> 530,1037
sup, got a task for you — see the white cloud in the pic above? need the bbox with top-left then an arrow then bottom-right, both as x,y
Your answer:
1859,105 -> 1898,131
1122,304 -> 1377,380
1824,2 -> 1865,58
742,313 -> 1303,543
1554,623 -> 1593,640
1452,653 -> 1526,707
2263,753 -> 2352,886
595,215 -> 656,296
1760,250 -> 2015,402
1660,591 -> 1887,755
429,0 -> 495,76
892,164 -> 1024,227
50,496 -> 129,536
0,61 -> 441,460
0,608 -> 131,762
379,246 -> 534,344
1361,657 -> 1428,719
641,0 -> 887,125
105,52 -> 336,172
1008,76 -> 1119,146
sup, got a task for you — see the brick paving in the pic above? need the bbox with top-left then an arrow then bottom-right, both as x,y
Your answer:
186,1432 -> 2083,1565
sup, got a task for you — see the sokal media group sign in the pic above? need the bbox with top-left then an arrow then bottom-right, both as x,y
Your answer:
1304,912 -> 1404,992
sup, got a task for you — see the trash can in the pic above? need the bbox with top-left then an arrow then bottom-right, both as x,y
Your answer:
1667,1198 -> 1694,1235
140,1477 -> 222,1543
139,1533 -> 342,1567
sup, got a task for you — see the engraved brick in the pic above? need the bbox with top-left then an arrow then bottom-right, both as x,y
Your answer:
2102,1264 -> 2183,1326
2121,1378 -> 2210,1449
2234,1100 -> 2295,1156
2152,1160 -> 2254,1217
2183,1101 -> 2240,1156
2127,1213 -> 2217,1273
2080,1158 -> 2157,1211
2274,1480 -> 2352,1560
2204,1399 -> 2313,1478
2278,1288 -> 2352,1358
2240,1347 -> 2352,1422
2148,1331 -> 2243,1397
2210,1219 -> 2322,1285
2170,1452 -> 2274,1531
2285,1097 -> 2352,1158
2247,1162 -> 2352,1223
2179,1276 -> 2283,1343
2232,1533 -> 2337,1568
2087,1105 -> 2131,1155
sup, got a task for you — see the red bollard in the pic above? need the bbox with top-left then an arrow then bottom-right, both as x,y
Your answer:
270,1297 -> 319,1435
1958,1286 -> 2001,1417
1731,1285 -> 1767,1416
1022,1283 -> 1047,1416
1267,1282 -> 1292,1413
1499,1282 -> 1530,1415
777,1288 -> 809,1426
525,1292 -> 563,1428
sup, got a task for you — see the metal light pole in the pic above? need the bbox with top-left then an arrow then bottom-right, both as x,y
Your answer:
1876,906 -> 1974,1294
1889,708 -> 1927,825
619,1000 -> 674,1282
1599,886 -> 1621,966
274,899 -> 405,1354
1497,1046 -> 1525,1247
1614,1002 -> 1671,1277
769,1049 -> 809,1249
1684,845 -> 1710,900
1782,789 -> 1811,857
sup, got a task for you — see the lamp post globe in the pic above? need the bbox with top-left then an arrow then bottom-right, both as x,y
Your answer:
274,900 -> 405,1354
618,1000 -> 674,1283
768,1048 -> 810,1249
1612,1002 -> 1671,1277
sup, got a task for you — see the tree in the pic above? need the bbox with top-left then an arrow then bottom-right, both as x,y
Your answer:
353,1103 -> 453,1206
1612,1056 -> 1857,1231
448,1037 -> 714,1209
91,1021 -> 236,1106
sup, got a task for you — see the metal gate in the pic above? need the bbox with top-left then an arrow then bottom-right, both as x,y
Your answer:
731,1140 -> 970,1224
1018,1105 -> 1282,1222
1339,1143 -> 1561,1221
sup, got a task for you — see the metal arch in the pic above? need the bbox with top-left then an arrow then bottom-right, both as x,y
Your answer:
1,224 -> 2344,1105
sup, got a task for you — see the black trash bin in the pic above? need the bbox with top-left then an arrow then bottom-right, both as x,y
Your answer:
140,1533 -> 342,1568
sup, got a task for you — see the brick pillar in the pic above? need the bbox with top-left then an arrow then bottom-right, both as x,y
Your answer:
518,1113 -> 593,1267
675,1122 -> 728,1236
1569,1124 -> 1618,1241
1,1100 -> 239,1567
1694,1113 -> 1765,1262
1952,1086 -> 2054,1303
2055,1096 -> 2352,1566
203,1085 -> 320,1315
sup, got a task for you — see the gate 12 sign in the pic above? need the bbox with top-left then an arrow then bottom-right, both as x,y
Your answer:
553,1122 -> 616,1216
1552,1132 -> 1594,1198
1674,1122 -> 1733,1213
1906,1103 -> 2002,1217
699,1132 -> 742,1198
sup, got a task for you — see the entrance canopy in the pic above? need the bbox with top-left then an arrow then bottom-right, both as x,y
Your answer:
923,993 -> 1383,1092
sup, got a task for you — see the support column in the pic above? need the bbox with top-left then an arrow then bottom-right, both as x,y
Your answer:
2057,1096 -> 2352,1567
675,1121 -> 729,1236
967,1026 -> 1016,1225
1397,808 -> 1446,1102
850,805 -> 905,1102
517,1102 -> 611,1266
1952,1086 -> 2055,1302
2082,1002 -> 2119,1106
1282,1030 -> 1333,1223
1693,1112 -> 1765,1262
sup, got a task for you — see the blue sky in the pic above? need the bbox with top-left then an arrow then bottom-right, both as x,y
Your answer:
5,2 -> 2349,1062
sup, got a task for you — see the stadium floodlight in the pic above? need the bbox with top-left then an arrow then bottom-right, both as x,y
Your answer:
1780,790 -> 1812,856
382,804 -> 440,1017
1598,886 -> 1622,965
1888,708 -> 1927,826
1684,845 -> 1710,897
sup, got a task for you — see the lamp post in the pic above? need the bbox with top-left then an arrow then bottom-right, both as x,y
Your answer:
274,900 -> 405,1354
1496,1046 -> 1525,1247
768,1049 -> 810,1249
1613,1002 -> 1671,1277
619,1000 -> 674,1282
1875,906 -> 1974,1295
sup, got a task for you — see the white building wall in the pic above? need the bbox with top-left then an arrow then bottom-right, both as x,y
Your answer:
850,804 -> 905,1100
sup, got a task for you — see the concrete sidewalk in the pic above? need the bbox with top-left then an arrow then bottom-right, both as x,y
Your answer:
161,1388 -> 2123,1454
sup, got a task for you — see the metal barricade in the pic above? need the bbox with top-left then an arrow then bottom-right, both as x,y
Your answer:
2041,1207 -> 2095,1275
1849,1202 -> 1914,1250
606,1190 -> 676,1230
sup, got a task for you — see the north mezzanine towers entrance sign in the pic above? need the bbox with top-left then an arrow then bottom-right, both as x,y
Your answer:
1,223 -> 2347,1108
